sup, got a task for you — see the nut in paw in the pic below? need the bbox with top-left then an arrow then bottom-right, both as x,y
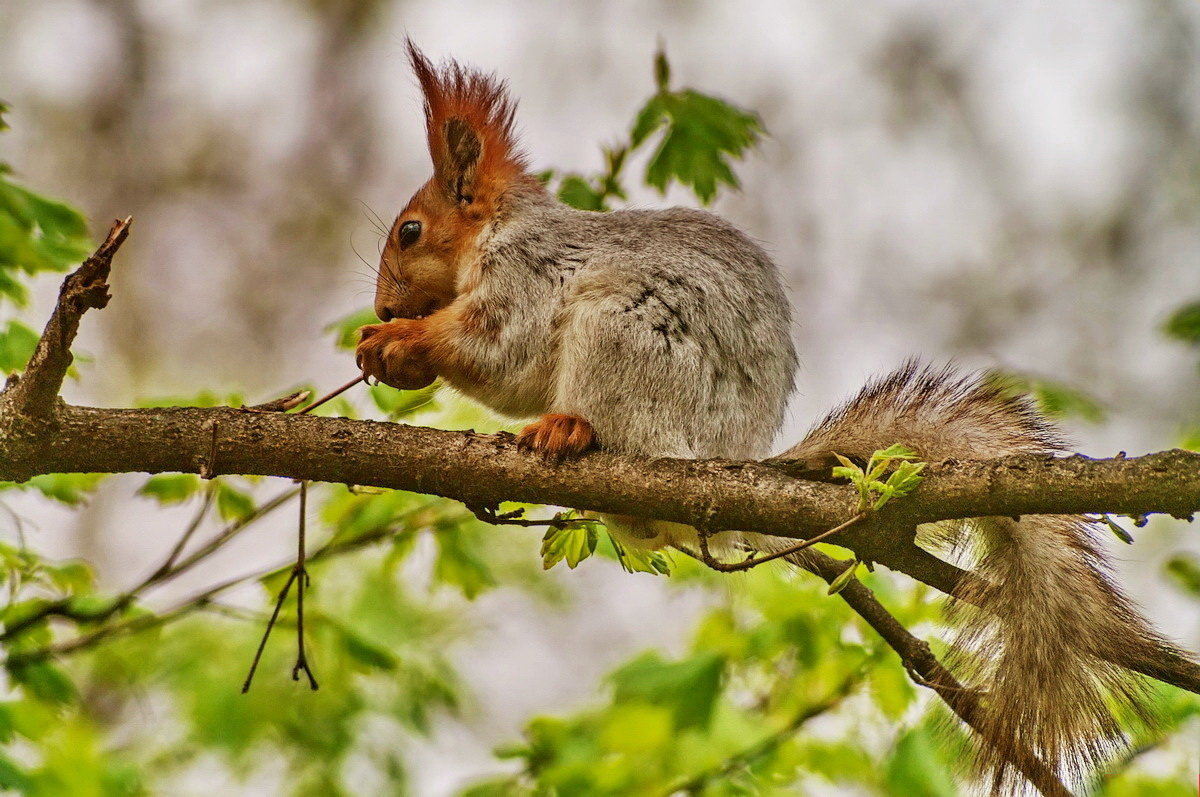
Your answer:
356,321 -> 438,390
516,414 -> 596,459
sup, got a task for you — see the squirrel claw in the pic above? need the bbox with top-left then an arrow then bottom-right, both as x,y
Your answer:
517,414 -> 596,460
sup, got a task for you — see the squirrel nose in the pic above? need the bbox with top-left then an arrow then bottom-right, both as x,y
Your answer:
377,306 -> 396,322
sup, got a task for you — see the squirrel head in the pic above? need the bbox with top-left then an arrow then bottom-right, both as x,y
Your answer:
374,42 -> 540,322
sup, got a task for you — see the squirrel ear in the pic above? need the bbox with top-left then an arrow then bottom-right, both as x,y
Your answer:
442,117 -> 481,203
407,39 -> 527,206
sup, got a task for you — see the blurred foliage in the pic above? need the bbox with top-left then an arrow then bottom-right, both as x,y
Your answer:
0,171 -> 91,308
0,100 -> 94,383
1164,301 -> 1200,346
0,48 -> 1196,797
986,369 -> 1107,424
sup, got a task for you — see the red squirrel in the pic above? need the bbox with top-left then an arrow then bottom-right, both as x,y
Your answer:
357,42 -> 1187,794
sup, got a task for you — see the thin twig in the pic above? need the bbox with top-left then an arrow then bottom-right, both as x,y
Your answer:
240,569 -> 297,693
297,375 -> 365,415
667,667 -> 866,795
469,504 -> 602,529
291,482 -> 318,689
148,485 -> 215,581
242,390 -> 311,413
695,512 -> 868,572
241,481 -> 318,692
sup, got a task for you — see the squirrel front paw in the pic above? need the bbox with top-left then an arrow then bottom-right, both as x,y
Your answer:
356,321 -> 438,390
517,414 -> 596,459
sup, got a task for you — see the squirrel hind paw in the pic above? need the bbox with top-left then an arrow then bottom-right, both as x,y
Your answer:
516,414 -> 596,460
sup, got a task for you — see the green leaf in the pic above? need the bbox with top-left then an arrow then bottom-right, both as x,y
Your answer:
0,703 -> 15,744
214,481 -> 254,522
369,381 -> 439,419
135,390 -> 243,409
19,473 -> 105,505
557,175 -> 607,211
609,534 -> 672,576
986,370 -> 1106,424
46,560 -> 94,594
877,460 -> 925,509
434,526 -> 496,599
1100,515 -> 1135,545
871,662 -> 917,721
0,755 -> 31,792
610,651 -> 724,730
1165,554 -> 1200,598
338,627 -> 398,671
540,522 -> 598,570
8,661 -> 77,704
653,48 -> 671,92
63,593 -> 119,619
0,176 -> 92,306
1164,300 -> 1200,345
884,727 -> 959,797
0,319 -> 38,374
136,473 -> 202,504
827,560 -> 859,595
874,443 -> 919,461
325,307 -> 380,350
630,83 -> 764,204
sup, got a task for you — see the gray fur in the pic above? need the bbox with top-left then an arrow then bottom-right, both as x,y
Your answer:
452,191 -> 797,462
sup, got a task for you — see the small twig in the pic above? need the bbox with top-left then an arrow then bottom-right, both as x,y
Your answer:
696,512 -> 868,572
240,568 -> 297,693
291,482 -> 318,689
241,481 -> 317,692
242,390 -> 311,413
296,375 -> 365,415
469,504 -> 601,529
199,419 -> 219,480
147,485 -> 215,582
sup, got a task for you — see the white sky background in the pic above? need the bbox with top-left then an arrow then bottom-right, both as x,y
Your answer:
2,0 -> 1200,793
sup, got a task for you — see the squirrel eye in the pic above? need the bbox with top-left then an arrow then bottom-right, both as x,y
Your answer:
398,220 -> 422,249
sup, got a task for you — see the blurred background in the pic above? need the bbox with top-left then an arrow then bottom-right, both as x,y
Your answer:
1,0 -> 1198,794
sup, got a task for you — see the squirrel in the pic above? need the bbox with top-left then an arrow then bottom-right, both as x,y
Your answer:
357,42 -> 1186,794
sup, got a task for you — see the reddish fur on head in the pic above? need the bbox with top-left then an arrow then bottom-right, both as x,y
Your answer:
407,40 -> 529,204
373,42 -> 540,323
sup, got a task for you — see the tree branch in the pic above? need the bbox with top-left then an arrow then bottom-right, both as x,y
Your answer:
4,217 -> 130,416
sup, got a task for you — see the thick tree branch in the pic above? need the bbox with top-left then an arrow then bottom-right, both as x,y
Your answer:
2,402 -> 1196,543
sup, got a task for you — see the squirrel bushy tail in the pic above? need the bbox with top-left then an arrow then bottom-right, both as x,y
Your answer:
784,361 -> 1170,793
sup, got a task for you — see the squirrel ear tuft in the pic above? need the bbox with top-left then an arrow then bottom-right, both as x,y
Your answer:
406,40 -> 528,204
